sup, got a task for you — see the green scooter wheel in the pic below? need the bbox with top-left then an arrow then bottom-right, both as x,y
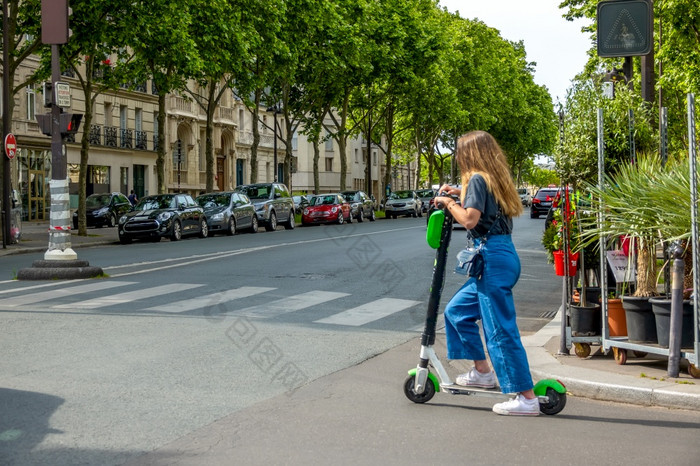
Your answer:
403,374 -> 435,403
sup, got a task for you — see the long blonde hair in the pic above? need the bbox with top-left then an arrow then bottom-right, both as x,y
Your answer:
457,131 -> 523,217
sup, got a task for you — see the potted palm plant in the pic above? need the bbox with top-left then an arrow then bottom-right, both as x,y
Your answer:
582,154 -> 666,344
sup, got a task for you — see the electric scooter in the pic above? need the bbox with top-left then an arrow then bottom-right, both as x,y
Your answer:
403,200 -> 567,415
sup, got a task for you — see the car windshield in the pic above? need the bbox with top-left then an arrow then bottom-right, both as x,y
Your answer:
390,191 -> 412,200
135,195 -> 176,210
415,189 -> 434,198
196,194 -> 230,208
86,194 -> 111,208
312,195 -> 338,206
517,188 -> 527,195
236,185 -> 270,200
536,190 -> 558,200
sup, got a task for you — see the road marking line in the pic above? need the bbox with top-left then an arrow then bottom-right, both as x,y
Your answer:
315,298 -> 421,326
53,283 -> 203,309
144,286 -> 276,313
233,290 -> 349,318
0,281 -> 135,307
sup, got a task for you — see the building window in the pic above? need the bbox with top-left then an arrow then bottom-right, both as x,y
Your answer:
239,109 -> 244,129
120,105 -> 128,129
355,148 -> 358,163
373,151 -> 377,166
135,108 -> 142,131
292,130 -> 298,151
26,85 -> 36,120
104,103 -> 113,127
173,138 -> 185,167
325,131 -> 333,152
325,157 -> 333,172
199,132 -> 206,171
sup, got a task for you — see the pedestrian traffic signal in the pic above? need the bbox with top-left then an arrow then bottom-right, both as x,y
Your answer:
60,113 -> 82,136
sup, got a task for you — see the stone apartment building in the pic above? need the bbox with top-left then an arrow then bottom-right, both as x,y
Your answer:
3,57 -> 417,224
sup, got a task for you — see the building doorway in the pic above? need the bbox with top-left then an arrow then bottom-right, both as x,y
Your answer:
217,157 -> 225,191
133,165 -> 145,198
19,149 -> 51,221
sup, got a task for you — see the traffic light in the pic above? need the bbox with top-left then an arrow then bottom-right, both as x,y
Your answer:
35,113 -> 82,137
60,113 -> 82,136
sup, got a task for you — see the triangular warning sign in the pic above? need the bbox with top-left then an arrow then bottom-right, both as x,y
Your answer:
603,9 -> 647,52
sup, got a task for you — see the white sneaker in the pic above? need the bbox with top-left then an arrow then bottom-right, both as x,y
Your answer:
492,394 -> 540,416
455,367 -> 497,389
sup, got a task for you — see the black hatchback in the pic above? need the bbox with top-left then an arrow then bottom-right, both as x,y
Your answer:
73,192 -> 132,229
118,193 -> 208,243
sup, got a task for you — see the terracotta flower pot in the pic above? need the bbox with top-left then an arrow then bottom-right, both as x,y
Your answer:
607,298 -> 627,337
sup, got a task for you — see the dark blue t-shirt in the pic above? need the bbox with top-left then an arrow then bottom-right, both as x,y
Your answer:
462,173 -> 512,238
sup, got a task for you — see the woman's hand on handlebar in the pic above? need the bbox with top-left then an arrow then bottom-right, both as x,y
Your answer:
438,184 -> 460,197
434,195 -> 455,209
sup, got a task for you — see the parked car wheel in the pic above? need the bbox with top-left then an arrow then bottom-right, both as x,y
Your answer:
106,213 -> 117,228
337,212 -> 345,224
227,217 -> 236,236
199,218 -> 209,238
171,220 -> 182,241
249,216 -> 258,233
284,211 -> 295,230
357,209 -> 364,223
346,211 -> 352,224
266,211 -> 277,231
369,209 -> 376,221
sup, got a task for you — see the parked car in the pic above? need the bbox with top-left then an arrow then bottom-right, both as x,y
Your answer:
385,190 -> 422,218
340,190 -> 376,222
531,186 -> 570,218
292,195 -> 310,214
518,188 -> 532,207
118,193 -> 208,243
301,193 -> 352,225
235,182 -> 295,231
415,188 -> 436,213
73,192 -> 132,229
195,191 -> 258,235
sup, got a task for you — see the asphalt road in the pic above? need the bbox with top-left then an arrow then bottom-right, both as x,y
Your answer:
0,213 -> 570,465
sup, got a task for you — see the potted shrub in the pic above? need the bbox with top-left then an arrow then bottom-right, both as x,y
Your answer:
582,155 -> 667,343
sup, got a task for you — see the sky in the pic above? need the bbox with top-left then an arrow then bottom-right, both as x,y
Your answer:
439,0 -> 593,106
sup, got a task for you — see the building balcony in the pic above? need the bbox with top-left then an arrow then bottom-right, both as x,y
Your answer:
88,124 -> 153,151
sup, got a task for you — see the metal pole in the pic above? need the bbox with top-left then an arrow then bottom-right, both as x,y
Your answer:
688,93 -> 700,364
597,108 -> 608,342
45,43 -> 75,260
2,0 -> 11,248
273,111 -> 278,182
628,109 -> 636,164
668,241 -> 684,377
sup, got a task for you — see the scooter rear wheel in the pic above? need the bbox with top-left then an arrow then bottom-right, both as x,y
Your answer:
403,374 -> 436,403
539,387 -> 567,415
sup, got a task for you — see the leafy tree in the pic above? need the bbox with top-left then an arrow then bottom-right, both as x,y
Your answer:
54,0 -> 141,235
128,0 -> 201,194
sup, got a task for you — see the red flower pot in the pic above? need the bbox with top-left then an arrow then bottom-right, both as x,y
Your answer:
553,250 -> 579,276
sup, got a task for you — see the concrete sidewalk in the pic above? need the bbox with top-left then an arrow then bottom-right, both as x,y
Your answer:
2,221 -> 700,412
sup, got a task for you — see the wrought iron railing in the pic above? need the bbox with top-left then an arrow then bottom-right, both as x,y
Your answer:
104,126 -> 118,147
135,131 -> 147,150
89,125 -> 102,145
120,128 -> 133,149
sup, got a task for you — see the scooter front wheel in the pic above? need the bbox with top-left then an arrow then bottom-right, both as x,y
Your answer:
403,374 -> 436,403
539,387 -> 567,415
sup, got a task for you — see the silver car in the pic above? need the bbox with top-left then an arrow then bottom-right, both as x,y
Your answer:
196,191 -> 258,235
385,190 -> 422,219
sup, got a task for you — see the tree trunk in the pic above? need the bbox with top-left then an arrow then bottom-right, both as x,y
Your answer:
156,93 -> 166,194
250,89 -> 262,183
205,82 -> 216,193
313,135 -> 320,193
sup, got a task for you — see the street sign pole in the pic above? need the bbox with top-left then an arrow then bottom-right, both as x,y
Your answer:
2,0 -> 12,248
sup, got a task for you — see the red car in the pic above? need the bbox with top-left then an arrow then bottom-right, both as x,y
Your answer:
301,193 -> 352,225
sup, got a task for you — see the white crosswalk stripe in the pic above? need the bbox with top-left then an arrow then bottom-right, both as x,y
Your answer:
314,298 -> 421,326
0,281 -> 135,307
232,290 -> 350,318
52,283 -> 203,309
0,281 -> 424,328
144,286 -> 276,313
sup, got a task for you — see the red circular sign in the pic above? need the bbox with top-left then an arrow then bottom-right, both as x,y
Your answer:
5,133 -> 17,160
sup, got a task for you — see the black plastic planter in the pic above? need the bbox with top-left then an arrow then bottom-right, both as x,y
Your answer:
622,296 -> 658,344
570,303 -> 602,336
649,298 -> 694,348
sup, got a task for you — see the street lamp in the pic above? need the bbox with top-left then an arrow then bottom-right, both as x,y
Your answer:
266,104 -> 282,182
